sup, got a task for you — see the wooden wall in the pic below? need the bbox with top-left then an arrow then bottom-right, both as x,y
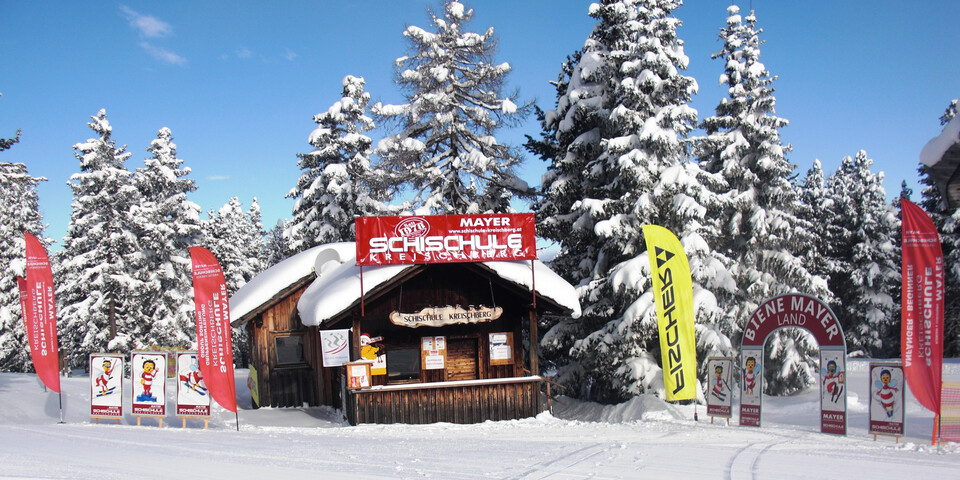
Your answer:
348,377 -> 542,425
246,284 -> 324,408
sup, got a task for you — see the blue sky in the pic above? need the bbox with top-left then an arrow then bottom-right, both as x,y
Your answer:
2,1 -> 958,250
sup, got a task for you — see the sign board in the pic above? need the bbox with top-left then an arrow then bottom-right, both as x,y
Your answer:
131,351 -> 167,417
90,353 -> 124,418
176,352 -> 210,417
346,361 -> 372,390
739,350 -> 763,427
489,332 -> 514,366
421,336 -> 446,370
869,362 -> 904,437
705,357 -> 733,419
941,382 -> 960,443
355,214 -> 536,266
389,305 -> 503,328
320,329 -> 351,367
819,347 -> 847,435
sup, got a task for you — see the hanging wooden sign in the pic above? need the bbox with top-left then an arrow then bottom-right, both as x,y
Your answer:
390,305 -> 503,328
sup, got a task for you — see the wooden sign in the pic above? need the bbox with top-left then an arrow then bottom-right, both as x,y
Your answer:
346,361 -> 372,390
390,305 -> 503,328
421,336 -> 446,370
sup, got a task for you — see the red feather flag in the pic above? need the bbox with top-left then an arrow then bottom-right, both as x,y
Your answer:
900,199 -> 944,443
23,233 -> 61,394
189,246 -> 237,414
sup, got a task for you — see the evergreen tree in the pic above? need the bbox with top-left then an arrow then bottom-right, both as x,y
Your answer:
264,219 -> 290,268
696,5 -> 827,394
535,0 -> 733,403
372,0 -> 533,214
131,127 -> 203,348
56,110 -> 143,366
203,197 -> 265,367
0,161 -> 47,372
286,75 -> 378,253
822,151 -> 900,357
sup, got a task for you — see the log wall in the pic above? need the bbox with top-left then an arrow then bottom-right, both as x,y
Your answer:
348,377 -> 542,425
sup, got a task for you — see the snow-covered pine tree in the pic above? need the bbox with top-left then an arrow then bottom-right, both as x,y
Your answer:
130,127 -> 203,349
372,0 -> 533,214
534,0 -> 733,403
56,109 -> 143,367
286,75 -> 378,254
0,161 -> 47,372
203,197 -> 265,367
695,5 -> 828,395
919,97 -> 960,356
821,151 -> 899,357
264,219 -> 290,268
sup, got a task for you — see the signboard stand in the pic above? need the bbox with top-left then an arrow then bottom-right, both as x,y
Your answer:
92,417 -> 121,425
90,353 -> 124,425
180,417 -> 209,429
136,416 -> 163,428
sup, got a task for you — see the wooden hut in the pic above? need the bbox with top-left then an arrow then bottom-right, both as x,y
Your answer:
231,240 -> 580,425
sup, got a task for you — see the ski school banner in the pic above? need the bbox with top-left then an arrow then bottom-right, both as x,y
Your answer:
23,232 -> 61,394
90,353 -> 124,418
900,199 -> 944,417
355,214 -> 536,266
642,225 -> 697,401
189,247 -> 237,414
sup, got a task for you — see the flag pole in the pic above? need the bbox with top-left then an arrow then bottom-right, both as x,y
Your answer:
235,410 -> 240,432
58,391 -> 64,424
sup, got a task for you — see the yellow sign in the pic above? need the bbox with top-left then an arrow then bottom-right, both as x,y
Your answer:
643,224 -> 698,401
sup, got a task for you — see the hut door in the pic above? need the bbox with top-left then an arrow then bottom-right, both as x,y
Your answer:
446,338 -> 479,381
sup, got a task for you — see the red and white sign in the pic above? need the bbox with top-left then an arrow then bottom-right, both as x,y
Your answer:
189,247 -> 238,414
131,351 -> 167,417
23,232 -> 61,394
90,353 -> 124,418
355,214 -> 536,266
869,362 -> 904,437
706,357 -> 733,419
900,199 -> 944,416
176,352 -> 210,417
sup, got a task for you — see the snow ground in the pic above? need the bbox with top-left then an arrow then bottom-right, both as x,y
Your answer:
1,358 -> 957,479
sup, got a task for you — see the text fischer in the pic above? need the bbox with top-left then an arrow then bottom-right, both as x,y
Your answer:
658,253 -> 685,396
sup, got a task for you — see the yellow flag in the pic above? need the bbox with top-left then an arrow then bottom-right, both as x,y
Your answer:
643,224 -> 698,401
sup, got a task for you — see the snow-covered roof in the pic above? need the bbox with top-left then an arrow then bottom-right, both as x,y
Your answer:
294,247 -> 581,327
919,115 -> 960,208
230,242 -> 355,323
920,115 -> 960,168
232,241 -> 581,328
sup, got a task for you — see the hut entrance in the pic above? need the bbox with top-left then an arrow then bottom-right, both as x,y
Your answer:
446,338 -> 479,381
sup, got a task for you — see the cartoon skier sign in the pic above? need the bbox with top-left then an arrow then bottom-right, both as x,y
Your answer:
131,351 -> 167,417
90,353 -> 124,418
869,362 -> 904,437
706,357 -> 733,419
819,348 -> 847,435
176,352 -> 210,417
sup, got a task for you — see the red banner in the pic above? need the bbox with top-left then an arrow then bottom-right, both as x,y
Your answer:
900,199 -> 944,415
355,214 -> 536,266
189,247 -> 237,413
23,233 -> 61,393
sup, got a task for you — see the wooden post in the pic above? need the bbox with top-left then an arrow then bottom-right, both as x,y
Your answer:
528,309 -> 539,376
351,316 -> 362,360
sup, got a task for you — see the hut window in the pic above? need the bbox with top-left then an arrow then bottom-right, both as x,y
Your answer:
275,335 -> 304,365
387,348 -> 420,382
